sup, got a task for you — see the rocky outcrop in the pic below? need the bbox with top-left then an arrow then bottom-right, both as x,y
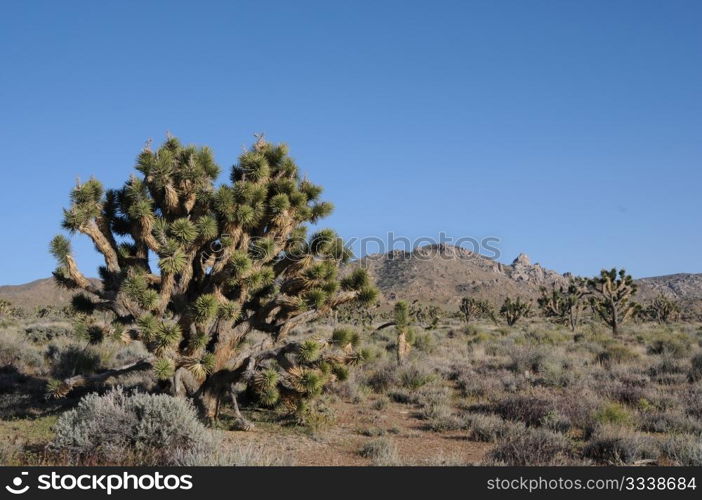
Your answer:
346,245 -> 567,306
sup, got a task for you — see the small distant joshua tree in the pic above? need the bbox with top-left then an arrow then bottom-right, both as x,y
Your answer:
48,134 -> 378,426
499,297 -> 531,326
646,294 -> 680,324
0,299 -> 12,317
588,268 -> 637,335
334,301 -> 378,328
537,277 -> 588,331
459,297 -> 494,324
410,301 -> 441,330
394,300 -> 411,365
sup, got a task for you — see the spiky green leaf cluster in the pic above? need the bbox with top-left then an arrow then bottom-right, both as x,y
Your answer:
331,364 -> 349,381
123,273 -> 158,310
153,321 -> 181,352
304,288 -> 327,309
137,313 -> 158,341
153,358 -> 175,380
158,247 -> 187,274
394,301 -> 410,329
331,327 -> 360,348
169,218 -> 198,245
258,387 -> 280,407
341,268 -> 369,291
49,235 -> 72,265
62,179 -> 104,231
300,370 -> 324,396
255,368 -> 280,407
201,353 -> 216,374
298,340 -> 322,363
195,215 -> 218,240
71,293 -> 96,315
217,300 -> 241,320
45,379 -> 66,399
192,294 -> 218,324
228,250 -> 252,277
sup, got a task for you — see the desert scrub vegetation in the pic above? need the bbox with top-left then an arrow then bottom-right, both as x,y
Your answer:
0,317 -> 158,421
2,242 -> 702,466
341,309 -> 702,465
1,303 -> 701,465
3,284 -> 701,467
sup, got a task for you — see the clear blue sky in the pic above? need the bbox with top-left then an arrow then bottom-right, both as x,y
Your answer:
1,0 -> 700,285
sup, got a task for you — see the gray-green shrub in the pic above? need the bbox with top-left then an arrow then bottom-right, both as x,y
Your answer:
51,387 -> 211,465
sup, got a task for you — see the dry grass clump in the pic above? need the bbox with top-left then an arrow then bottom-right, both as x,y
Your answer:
483,427 -> 574,465
661,435 -> 702,466
358,438 -> 400,465
583,425 -> 659,464
463,412 -> 525,442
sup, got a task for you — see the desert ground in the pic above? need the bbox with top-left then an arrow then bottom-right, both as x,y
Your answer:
1,300 -> 700,466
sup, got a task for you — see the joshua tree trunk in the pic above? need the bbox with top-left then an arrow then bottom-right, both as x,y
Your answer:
610,299 -> 619,335
568,310 -> 577,332
393,301 -> 410,366
396,331 -> 409,365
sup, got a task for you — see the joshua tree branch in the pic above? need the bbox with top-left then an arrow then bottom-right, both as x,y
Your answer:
60,356 -> 156,394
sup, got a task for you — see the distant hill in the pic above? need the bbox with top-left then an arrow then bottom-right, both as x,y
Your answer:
0,278 -> 78,311
345,244 -> 702,313
2,246 -> 701,315
635,273 -> 702,300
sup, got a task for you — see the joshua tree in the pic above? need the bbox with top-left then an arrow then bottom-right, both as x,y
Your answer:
410,301 -> 441,330
499,297 -> 531,327
480,301 -> 499,325
646,294 -> 680,323
394,301 -> 411,365
48,134 -> 378,425
537,277 -> 587,331
588,268 -> 637,335
459,297 -> 494,324
459,297 -> 480,323
0,299 -> 12,317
